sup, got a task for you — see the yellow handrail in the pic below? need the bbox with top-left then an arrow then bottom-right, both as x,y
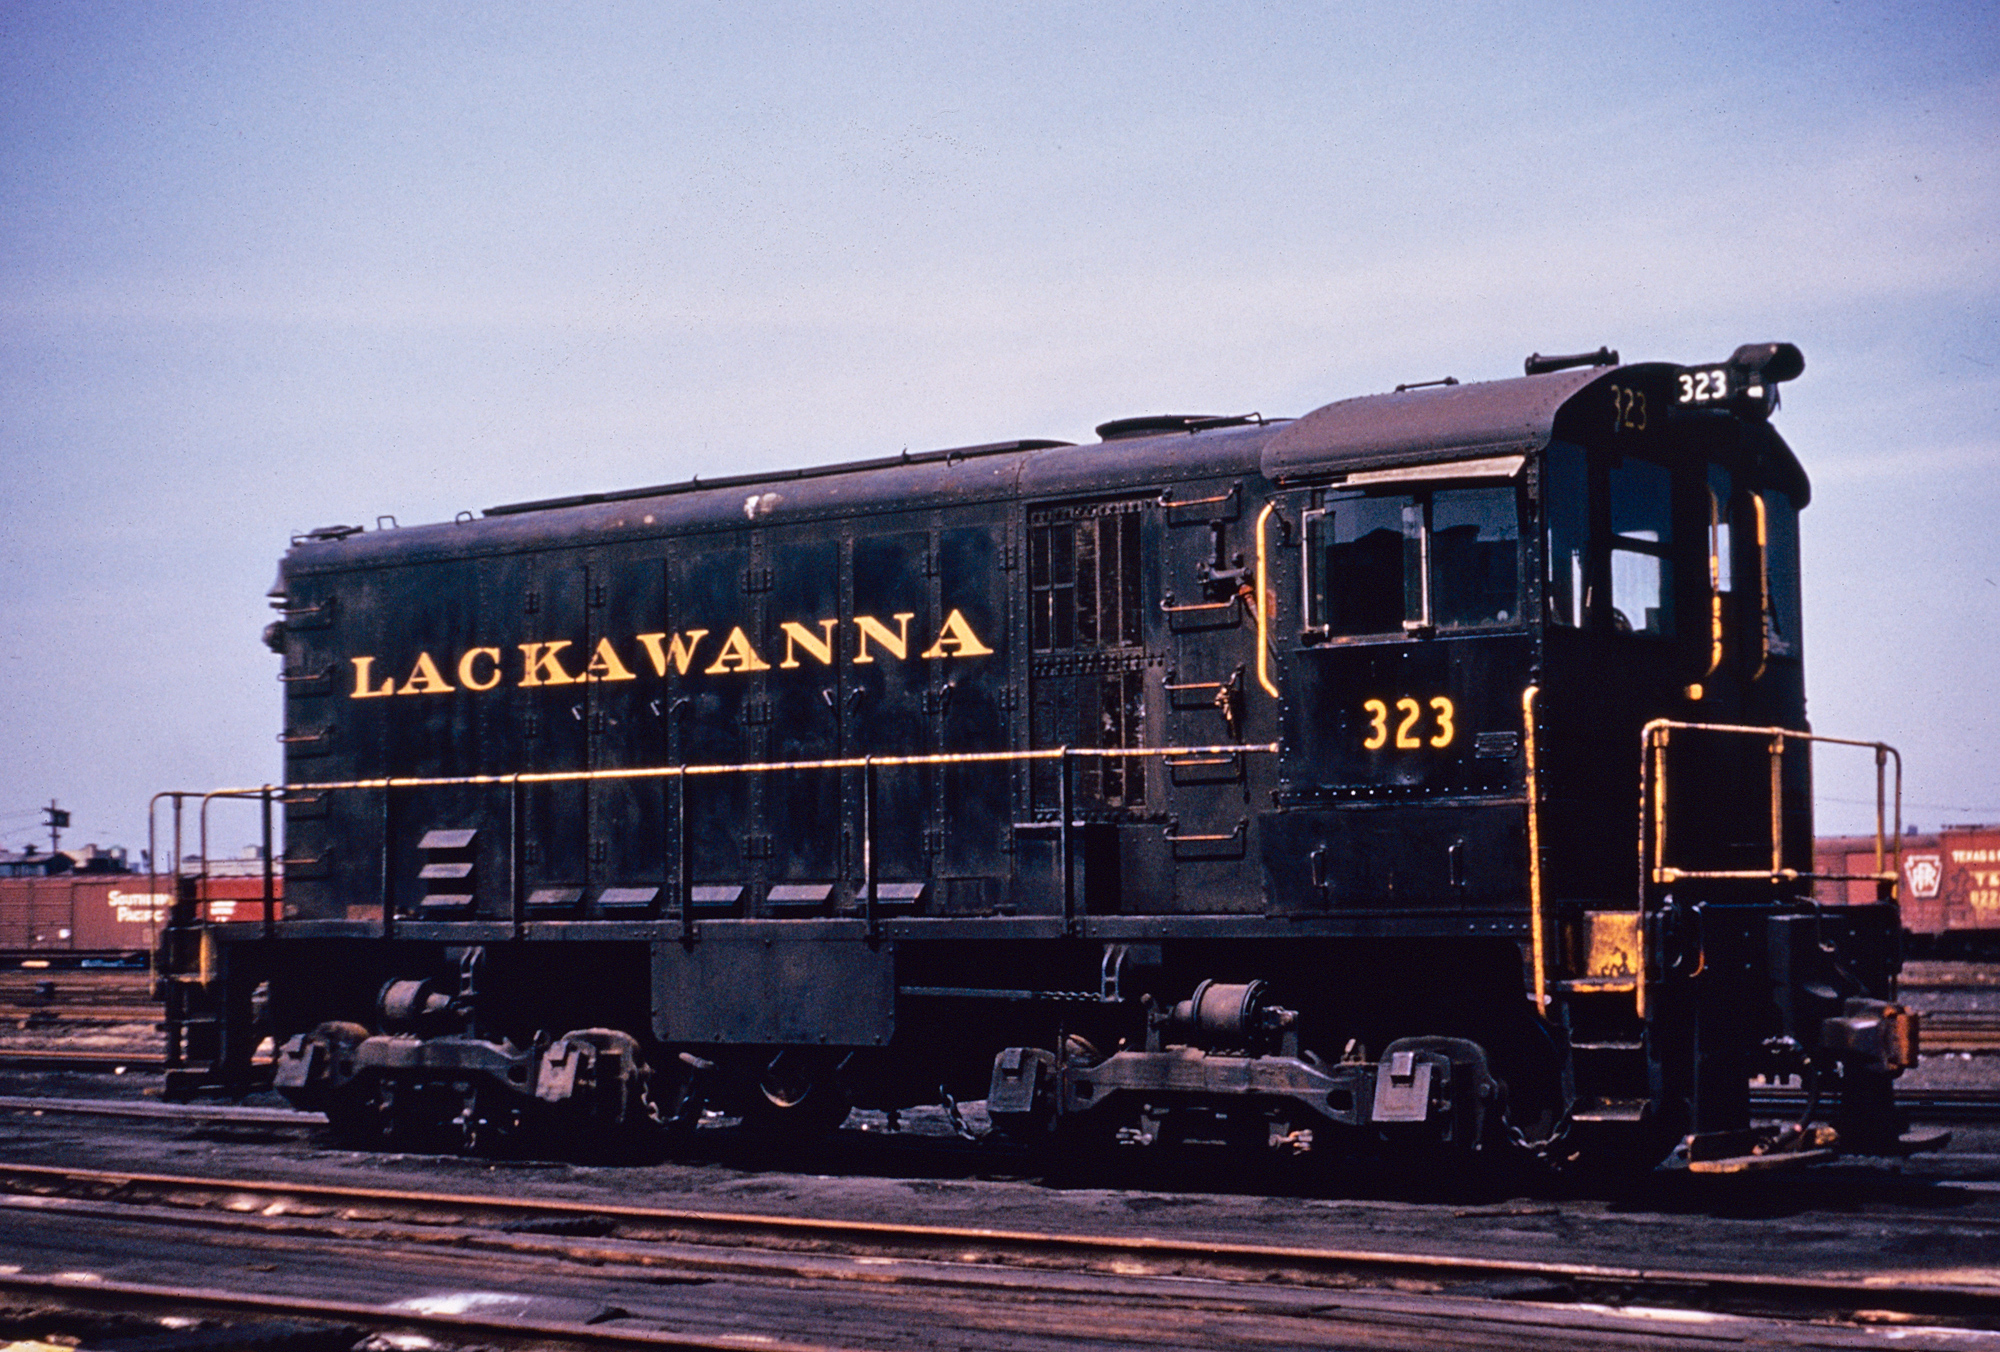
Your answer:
1639,720 -> 1901,891
1255,501 -> 1280,698
194,741 -> 1284,799
1522,686 -> 1548,1020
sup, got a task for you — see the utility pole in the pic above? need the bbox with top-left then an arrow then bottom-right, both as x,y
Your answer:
43,800 -> 69,856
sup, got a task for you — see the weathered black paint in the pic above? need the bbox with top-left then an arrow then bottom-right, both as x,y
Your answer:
168,349 -> 1910,1165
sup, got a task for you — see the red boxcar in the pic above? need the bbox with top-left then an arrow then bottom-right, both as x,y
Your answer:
0,876 -> 284,962
1817,825 -> 2000,950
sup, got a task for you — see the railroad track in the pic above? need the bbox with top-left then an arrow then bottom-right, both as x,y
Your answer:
0,1049 -> 164,1072
0,1161 -> 1992,1350
1923,1014 -> 2000,1053
0,969 -> 159,1032
1749,1086 -> 2000,1123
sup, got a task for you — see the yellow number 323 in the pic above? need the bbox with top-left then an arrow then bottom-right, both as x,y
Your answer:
1363,696 -> 1456,750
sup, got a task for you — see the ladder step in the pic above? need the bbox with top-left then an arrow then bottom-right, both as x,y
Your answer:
1570,1040 -> 1644,1052
1555,976 -> 1639,994
1570,1097 -> 1649,1123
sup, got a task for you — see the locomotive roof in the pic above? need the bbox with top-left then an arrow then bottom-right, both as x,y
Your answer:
1263,361 -> 1807,504
283,356 -> 1806,572
1261,364 -> 1606,481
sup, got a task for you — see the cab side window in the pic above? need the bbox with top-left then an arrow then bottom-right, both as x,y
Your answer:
1430,486 -> 1520,629
1306,494 -> 1415,637
1305,482 -> 1521,638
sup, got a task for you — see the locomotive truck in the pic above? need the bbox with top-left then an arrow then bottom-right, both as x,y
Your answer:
159,342 -> 1921,1172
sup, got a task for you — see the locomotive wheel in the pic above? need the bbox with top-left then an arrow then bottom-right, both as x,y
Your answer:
545,1028 -> 683,1160
1835,1067 -> 1906,1155
739,1049 -> 850,1140
293,1021 -> 385,1146
549,1028 -> 653,1125
648,1065 -> 703,1148
1559,1114 -> 1681,1182
324,1074 -> 387,1147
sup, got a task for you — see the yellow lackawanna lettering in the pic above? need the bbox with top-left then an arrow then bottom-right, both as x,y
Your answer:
518,641 -> 579,687
919,608 -> 994,660
457,647 -> 502,691
582,636 -> 637,682
779,619 -> 838,669
852,612 -> 915,664
635,630 -> 709,677
703,626 -> 771,674
398,651 -> 455,695
350,655 -> 396,698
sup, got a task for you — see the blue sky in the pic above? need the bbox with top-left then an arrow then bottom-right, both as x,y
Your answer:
1,0 -> 1995,855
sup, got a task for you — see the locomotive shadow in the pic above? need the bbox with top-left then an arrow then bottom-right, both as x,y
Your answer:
541,1108 -> 1567,1205
284,1095 -> 1991,1218
1610,1161 -> 1989,1221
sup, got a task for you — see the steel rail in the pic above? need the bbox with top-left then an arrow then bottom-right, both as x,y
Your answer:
1748,1086 -> 2000,1124
0,1271 -> 845,1352
0,1051 -> 166,1072
0,1093 -> 302,1121
0,1162 -> 1994,1321
2,1004 -> 161,1021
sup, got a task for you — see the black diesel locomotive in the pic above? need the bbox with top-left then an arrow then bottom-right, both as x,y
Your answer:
162,343 -> 1922,1172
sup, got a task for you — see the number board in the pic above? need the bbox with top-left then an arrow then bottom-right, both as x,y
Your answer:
1673,364 -> 1740,407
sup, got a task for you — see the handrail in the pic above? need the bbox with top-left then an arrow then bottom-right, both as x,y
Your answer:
1751,495 -> 1771,682
1639,720 -> 1901,894
200,742 -> 1283,798
161,743 -> 1284,936
1254,502 -> 1280,697
1159,485 -> 1238,510
197,787 -> 280,936
1522,687 -> 1549,1020
1160,595 -> 1239,615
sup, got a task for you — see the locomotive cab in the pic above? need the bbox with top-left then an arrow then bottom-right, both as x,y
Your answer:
1063,345 -> 1917,1169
